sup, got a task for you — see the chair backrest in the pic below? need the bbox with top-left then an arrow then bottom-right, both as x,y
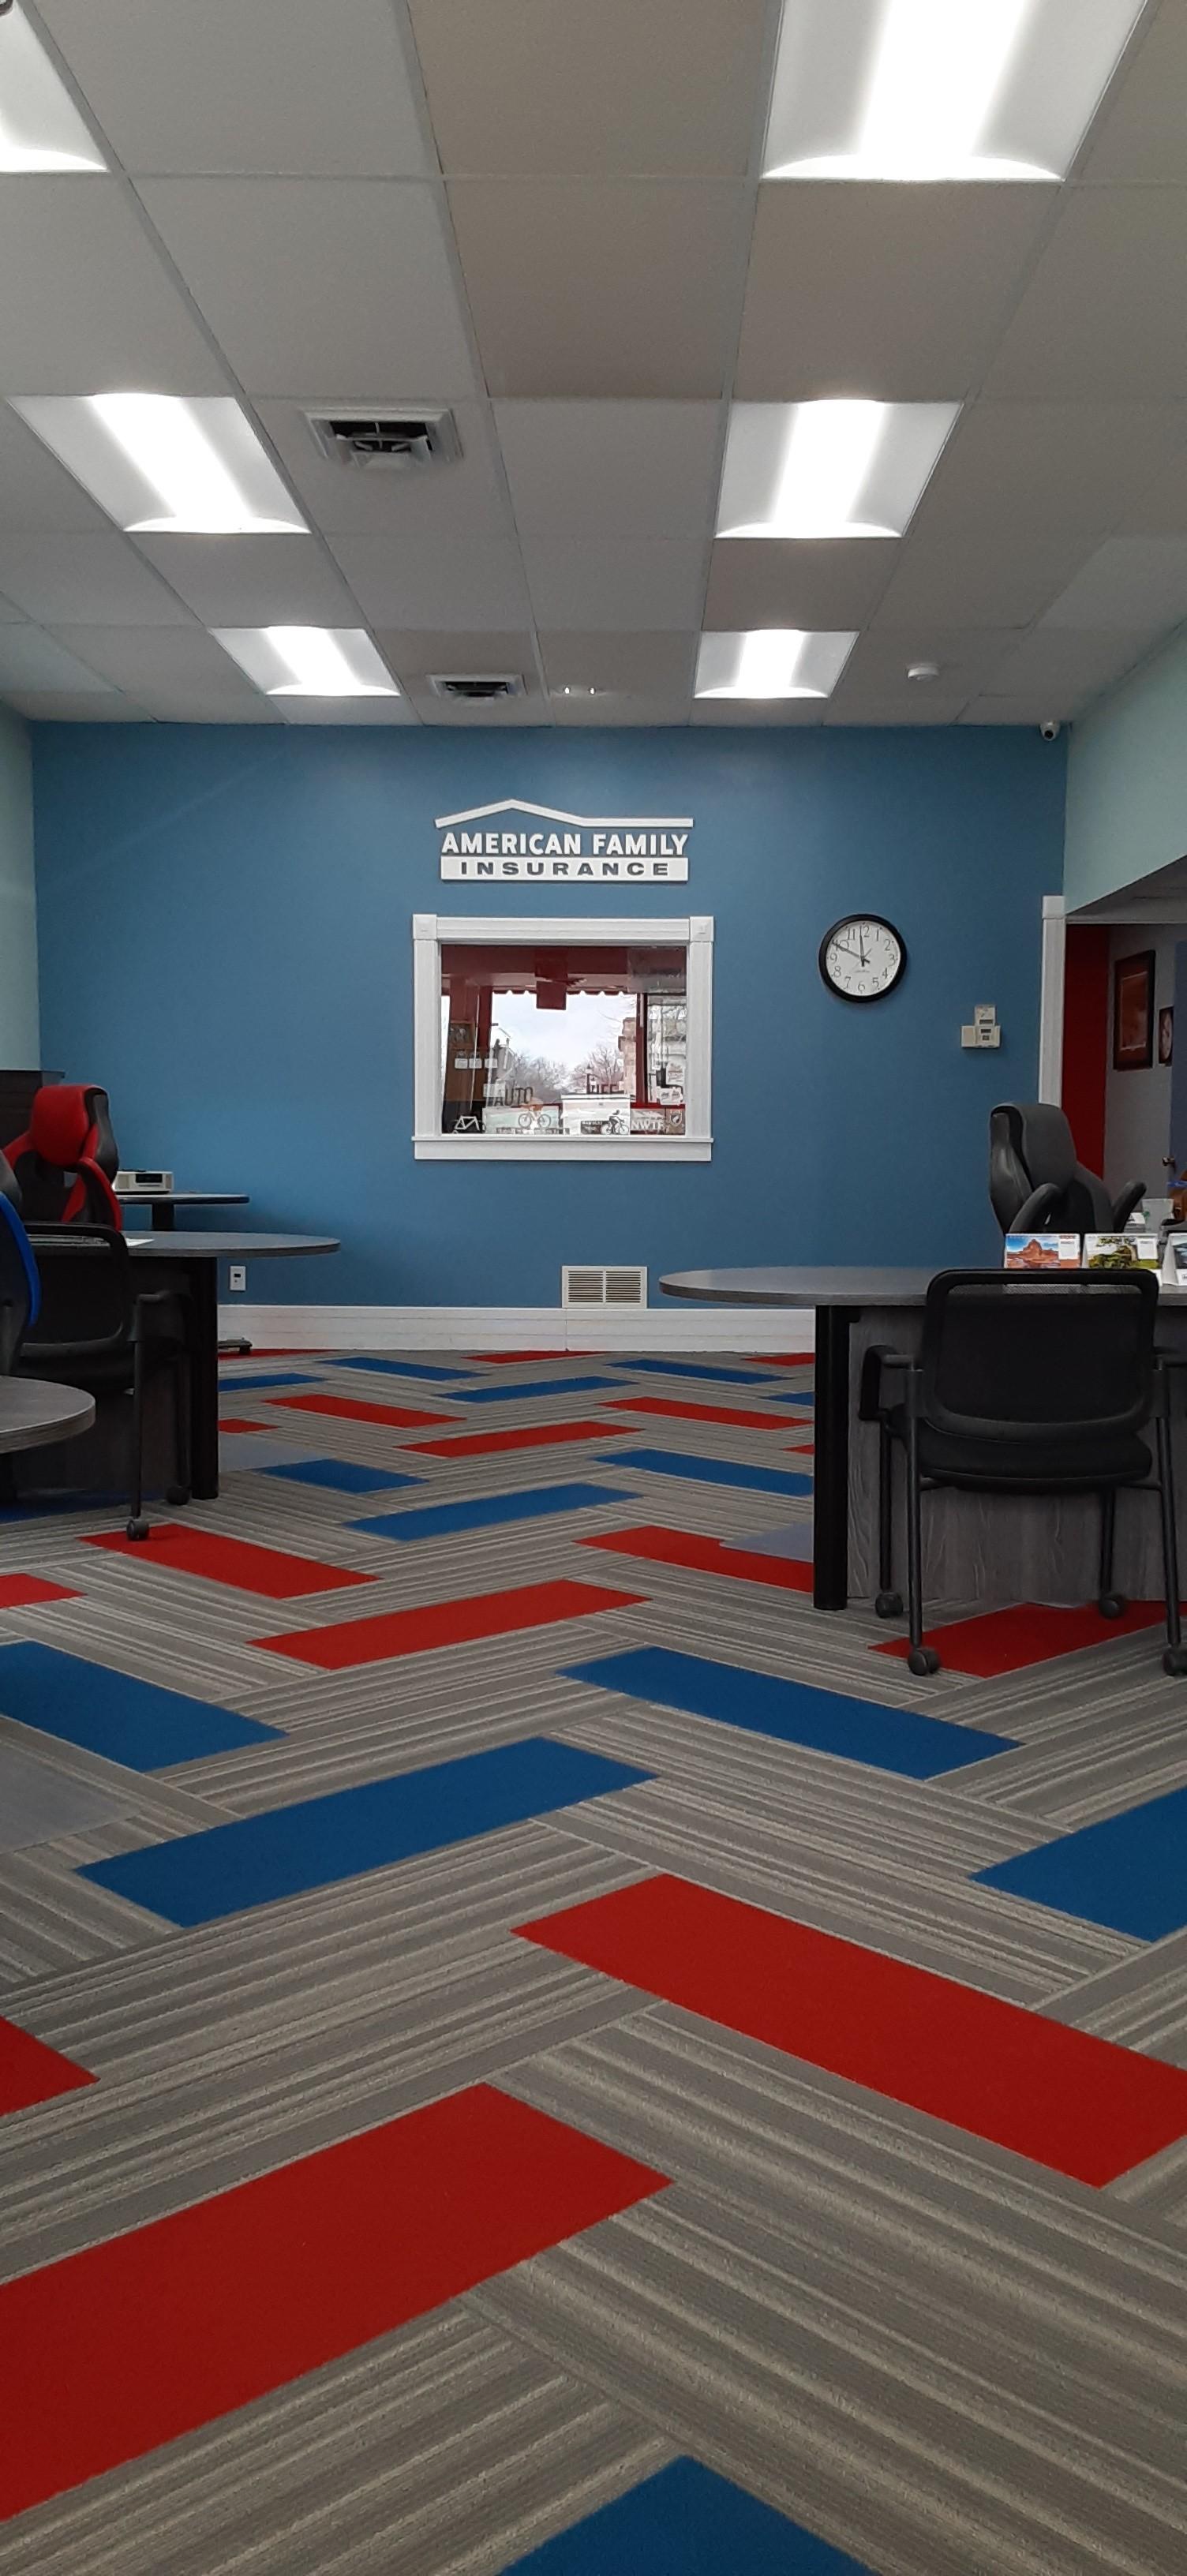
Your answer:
21,1226 -> 131,1361
989,1101 -> 1113,1234
921,1268 -> 1158,1455
0,1195 -> 40,1372
3,1084 -> 122,1228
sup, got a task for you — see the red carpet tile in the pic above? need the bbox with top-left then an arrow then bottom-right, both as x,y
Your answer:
0,2016 -> 94,2118
270,1393 -> 456,1428
602,1396 -> 800,1432
581,1524 -> 813,1593
874,1600 -> 1170,1676
256,1574 -> 645,1669
471,1350 -> 594,1363
219,1417 -> 271,1433
86,1524 -> 376,1602
219,1349 -> 316,1361
763,1351 -> 814,1365
0,1574 -> 79,1610
0,2084 -> 668,2522
786,1442 -> 815,1455
405,1419 -> 630,1458
517,1876 -> 1187,2187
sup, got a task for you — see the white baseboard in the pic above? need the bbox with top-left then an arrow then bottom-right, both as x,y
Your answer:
216,1302 -> 814,1354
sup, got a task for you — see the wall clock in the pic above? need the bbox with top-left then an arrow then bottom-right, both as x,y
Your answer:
818,915 -> 906,1004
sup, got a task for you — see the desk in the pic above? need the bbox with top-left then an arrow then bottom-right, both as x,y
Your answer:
123,1232 -> 338,1499
0,1378 -> 95,1455
661,1267 -> 1187,1613
117,1190 -> 249,1233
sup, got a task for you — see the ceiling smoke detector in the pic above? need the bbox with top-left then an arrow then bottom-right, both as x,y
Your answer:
429,673 -> 523,702
305,408 -> 460,470
906,661 -> 940,682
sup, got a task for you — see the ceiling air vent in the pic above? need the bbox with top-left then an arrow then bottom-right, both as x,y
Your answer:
305,408 -> 460,470
562,1265 -> 647,1309
429,673 -> 523,702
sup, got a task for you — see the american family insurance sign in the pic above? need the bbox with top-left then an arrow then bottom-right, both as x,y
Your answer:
436,800 -> 692,880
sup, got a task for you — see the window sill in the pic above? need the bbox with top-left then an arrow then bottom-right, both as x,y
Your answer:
413,1134 -> 712,1163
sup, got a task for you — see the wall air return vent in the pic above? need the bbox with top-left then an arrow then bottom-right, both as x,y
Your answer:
305,408 -> 460,470
562,1265 -> 646,1309
429,674 -> 522,702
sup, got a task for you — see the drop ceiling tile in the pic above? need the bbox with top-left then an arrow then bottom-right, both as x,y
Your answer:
983,189 -> 1187,399
3,691 -> 151,720
494,401 -> 723,537
404,689 -> 550,727
0,534 -> 188,626
0,627 -> 112,691
129,695 -> 283,724
253,401 -> 511,537
48,623 -> 275,713
0,406 -> 110,534
133,535 -> 361,627
871,535 -> 1092,628
552,694 -> 691,727
374,630 -> 537,686
537,632 -> 698,693
138,181 -> 477,399
691,699 -> 828,726
39,0 -> 430,176
984,628 -> 1159,703
274,697 -> 420,727
960,699 -> 1064,726
822,696 -> 971,727
327,535 -> 531,627
1115,448 -> 1187,534
410,0 -> 768,176
830,627 -> 1023,698
1039,536 -> 1187,630
0,593 -> 22,623
735,185 -> 1053,400
522,538 -> 706,630
447,181 -> 749,396
908,401 -> 1187,541
1078,3 -> 1187,184
0,178 -> 228,391
704,541 -> 897,630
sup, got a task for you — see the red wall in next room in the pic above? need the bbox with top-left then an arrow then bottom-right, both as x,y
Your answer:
1062,924 -> 1110,1172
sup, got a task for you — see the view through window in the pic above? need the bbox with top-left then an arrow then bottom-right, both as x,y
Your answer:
439,941 -> 687,1140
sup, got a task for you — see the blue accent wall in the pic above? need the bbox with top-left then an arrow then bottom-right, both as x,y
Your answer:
31,724 -> 1065,1306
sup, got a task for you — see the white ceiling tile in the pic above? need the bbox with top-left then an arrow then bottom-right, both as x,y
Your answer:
0,533 -> 189,624
327,535 -> 531,628
831,628 -> 1022,698
274,696 -> 420,727
537,633 -> 698,694
0,177 -> 229,391
736,185 -> 1053,399
1115,448 -> 1187,535
1078,2 -> 1187,183
494,402 -> 722,537
823,697 -> 972,727
0,405 -> 110,532
447,181 -> 750,397
373,629 -> 537,686
705,541 -> 896,630
871,535 -> 1093,627
983,627 -> 1157,702
522,538 -> 706,631
2,691 -> 151,720
552,695 -> 691,727
133,534 -> 362,627
39,0 -> 431,177
137,180 -> 477,399
406,689 -> 550,727
960,700 -> 1065,726
47,621 -> 276,712
410,0 -> 768,177
1039,536 -> 1187,629
908,401 -> 1187,540
691,698 -> 828,725
253,400 -> 511,537
984,188 -> 1187,398
0,626 -> 112,690
0,592 -> 22,623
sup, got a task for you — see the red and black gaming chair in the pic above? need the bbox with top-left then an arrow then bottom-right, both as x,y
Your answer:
3,1084 -> 122,1230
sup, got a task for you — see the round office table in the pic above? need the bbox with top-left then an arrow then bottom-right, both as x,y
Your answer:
0,1380 -> 95,1455
116,1190 -> 249,1234
661,1265 -> 1187,1614
119,1231 -> 339,1500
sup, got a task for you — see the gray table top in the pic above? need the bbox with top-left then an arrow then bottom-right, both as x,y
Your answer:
116,1191 -> 249,1207
661,1264 -> 1187,1309
0,1379 -> 95,1454
122,1233 -> 339,1259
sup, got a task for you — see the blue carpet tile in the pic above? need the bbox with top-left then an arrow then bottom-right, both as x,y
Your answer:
350,1482 -> 639,1541
0,1642 -> 281,1769
216,1372 -> 321,1391
509,2460 -> 872,2571
609,1359 -> 781,1385
451,1376 -> 622,1403
264,1459 -> 427,1496
597,1450 -> 814,1498
332,1357 -> 478,1381
974,1780 -> 1187,1940
561,1646 -> 1015,1779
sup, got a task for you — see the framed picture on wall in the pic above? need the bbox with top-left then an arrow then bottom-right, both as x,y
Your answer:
1159,1005 -> 1174,1066
1113,949 -> 1155,1069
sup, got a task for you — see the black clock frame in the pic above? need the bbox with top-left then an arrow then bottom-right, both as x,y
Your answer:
818,914 -> 907,1004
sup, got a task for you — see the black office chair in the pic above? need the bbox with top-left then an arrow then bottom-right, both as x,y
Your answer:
17,1227 -> 191,1539
0,1192 -> 39,1373
860,1268 -> 1185,1679
989,1101 -> 1145,1237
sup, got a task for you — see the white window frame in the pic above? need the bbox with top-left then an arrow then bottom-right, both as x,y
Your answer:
413,913 -> 713,1161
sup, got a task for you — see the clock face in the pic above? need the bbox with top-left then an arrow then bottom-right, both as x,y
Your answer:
818,915 -> 905,1004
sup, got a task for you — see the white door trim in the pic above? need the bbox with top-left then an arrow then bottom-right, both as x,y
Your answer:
1038,893 -> 1065,1103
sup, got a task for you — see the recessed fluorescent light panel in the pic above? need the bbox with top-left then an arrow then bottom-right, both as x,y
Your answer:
764,0 -> 1148,182
0,4 -> 105,170
695,631 -> 857,699
9,396 -> 307,534
213,627 -> 399,698
717,400 -> 958,539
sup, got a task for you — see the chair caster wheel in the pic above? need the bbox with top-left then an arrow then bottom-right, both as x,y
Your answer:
125,1516 -> 151,1542
908,1646 -> 941,1678
166,1485 -> 191,1507
874,1589 -> 904,1619
1163,1646 -> 1187,1677
1098,1593 -> 1126,1619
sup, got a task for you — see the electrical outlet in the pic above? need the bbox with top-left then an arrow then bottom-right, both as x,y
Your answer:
228,1264 -> 247,1293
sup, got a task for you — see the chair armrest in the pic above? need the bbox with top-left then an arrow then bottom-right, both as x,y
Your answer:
1009,1181 -> 1062,1231
1112,1178 -> 1148,1230
132,1286 -> 191,1344
859,1344 -> 918,1421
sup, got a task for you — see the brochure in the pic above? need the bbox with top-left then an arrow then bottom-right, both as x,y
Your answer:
1083,1234 -> 1161,1271
1003,1234 -> 1080,1271
1163,1236 -> 1187,1286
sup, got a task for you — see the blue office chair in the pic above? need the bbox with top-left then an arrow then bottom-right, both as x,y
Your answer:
0,1188 -> 40,1372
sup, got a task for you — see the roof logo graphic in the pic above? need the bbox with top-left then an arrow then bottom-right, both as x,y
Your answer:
435,799 -> 693,830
